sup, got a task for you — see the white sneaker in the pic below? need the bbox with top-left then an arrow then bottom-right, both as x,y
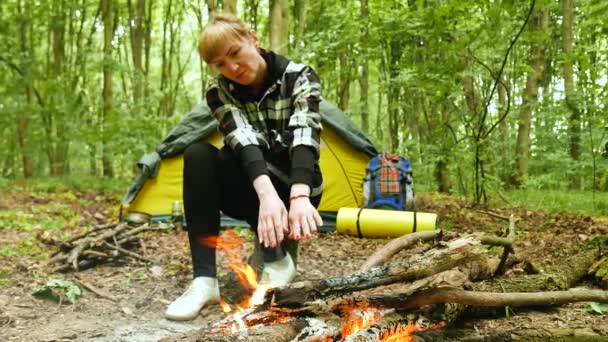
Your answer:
259,252 -> 297,288
165,277 -> 220,321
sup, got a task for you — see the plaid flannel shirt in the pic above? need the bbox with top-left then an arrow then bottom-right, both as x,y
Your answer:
206,51 -> 323,190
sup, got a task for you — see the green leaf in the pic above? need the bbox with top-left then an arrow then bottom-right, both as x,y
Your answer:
32,279 -> 82,304
586,302 -> 608,315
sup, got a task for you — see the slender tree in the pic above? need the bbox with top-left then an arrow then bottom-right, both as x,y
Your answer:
359,0 -> 369,133
512,4 -> 549,187
17,0 -> 34,178
562,0 -> 581,190
101,0 -> 115,178
270,0 -> 288,54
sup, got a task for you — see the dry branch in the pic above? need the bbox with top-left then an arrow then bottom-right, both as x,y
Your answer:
359,230 -> 441,272
45,222 -> 171,272
268,236 -> 490,311
346,287 -> 607,311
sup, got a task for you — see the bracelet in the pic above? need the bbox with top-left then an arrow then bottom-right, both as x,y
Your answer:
289,194 -> 309,201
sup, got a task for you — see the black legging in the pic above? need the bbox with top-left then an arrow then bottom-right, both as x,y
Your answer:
183,142 -> 321,278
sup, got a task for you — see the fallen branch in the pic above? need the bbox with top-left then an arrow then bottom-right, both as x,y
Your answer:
45,222 -> 170,272
359,230 -> 441,272
475,210 -> 510,221
353,287 -> 608,311
74,274 -> 117,302
268,236 -> 490,311
101,241 -> 156,263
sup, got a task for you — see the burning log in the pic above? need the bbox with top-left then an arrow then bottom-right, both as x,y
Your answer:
162,234 -> 606,342
342,312 -> 446,342
161,236 -> 492,342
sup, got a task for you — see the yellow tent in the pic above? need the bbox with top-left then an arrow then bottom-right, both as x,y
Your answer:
121,101 -> 377,229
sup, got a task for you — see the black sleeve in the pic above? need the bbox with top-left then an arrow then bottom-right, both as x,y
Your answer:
239,145 -> 269,183
289,145 -> 316,190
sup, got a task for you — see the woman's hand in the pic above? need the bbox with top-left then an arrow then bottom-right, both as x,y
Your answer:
288,184 -> 323,240
253,175 -> 288,248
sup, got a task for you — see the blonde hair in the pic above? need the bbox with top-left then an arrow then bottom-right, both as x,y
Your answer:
198,13 -> 252,64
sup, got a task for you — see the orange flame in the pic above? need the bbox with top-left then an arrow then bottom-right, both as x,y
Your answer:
199,230 -> 268,333
340,306 -> 446,341
382,321 -> 446,342
198,229 -> 259,295
340,307 -> 383,337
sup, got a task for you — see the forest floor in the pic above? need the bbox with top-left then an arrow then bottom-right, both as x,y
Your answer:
0,189 -> 607,342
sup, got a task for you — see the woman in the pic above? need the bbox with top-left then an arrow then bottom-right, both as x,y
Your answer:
165,13 -> 324,321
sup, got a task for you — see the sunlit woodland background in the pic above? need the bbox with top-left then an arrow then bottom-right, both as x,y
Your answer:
1,0 -> 607,208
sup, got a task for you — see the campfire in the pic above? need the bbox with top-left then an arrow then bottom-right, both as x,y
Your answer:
160,228 -> 607,342
184,231 -> 473,341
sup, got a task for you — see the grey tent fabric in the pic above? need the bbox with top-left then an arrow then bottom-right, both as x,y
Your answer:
156,103 -> 218,158
157,99 -> 376,159
121,152 -> 161,205
122,99 -> 377,205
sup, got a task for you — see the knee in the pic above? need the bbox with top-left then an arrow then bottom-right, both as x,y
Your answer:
184,142 -> 218,167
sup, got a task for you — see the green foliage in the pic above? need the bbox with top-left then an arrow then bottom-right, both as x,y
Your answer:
586,302 -> 608,315
0,239 -> 42,257
33,279 -> 82,304
9,176 -> 129,195
505,190 -> 608,216
0,0 -> 606,205
122,271 -> 149,287
0,269 -> 11,288
581,236 -> 608,251
0,204 -> 79,232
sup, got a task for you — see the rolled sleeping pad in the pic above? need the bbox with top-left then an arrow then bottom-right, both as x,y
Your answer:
336,207 -> 437,238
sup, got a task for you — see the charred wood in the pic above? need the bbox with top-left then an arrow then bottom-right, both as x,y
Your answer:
268,237 -> 490,312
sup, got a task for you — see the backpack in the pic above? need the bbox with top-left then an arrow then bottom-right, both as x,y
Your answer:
362,152 -> 415,211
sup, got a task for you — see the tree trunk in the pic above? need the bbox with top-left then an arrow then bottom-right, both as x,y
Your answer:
375,92 -> 384,146
102,0 -> 115,178
144,0 -> 153,99
129,0 -> 146,104
512,7 -> 549,187
17,0 -> 34,178
497,78 -> 509,183
338,53 -> 351,111
244,0 -> 260,31
435,159 -> 452,193
562,0 -> 582,190
269,0 -> 288,55
293,0 -> 308,48
385,36 -> 403,152
53,0 -> 70,176
359,0 -> 369,133
223,0 -> 237,14
206,0 -> 219,16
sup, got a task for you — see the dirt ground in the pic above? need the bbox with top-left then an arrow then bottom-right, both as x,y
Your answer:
0,190 -> 607,341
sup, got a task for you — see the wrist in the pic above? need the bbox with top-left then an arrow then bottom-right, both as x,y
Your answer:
289,194 -> 309,202
253,174 -> 277,199
290,183 -> 310,198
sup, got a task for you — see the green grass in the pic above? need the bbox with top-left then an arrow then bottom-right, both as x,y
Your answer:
0,269 -> 11,288
0,205 -> 80,231
505,189 -> 608,216
8,175 -> 130,195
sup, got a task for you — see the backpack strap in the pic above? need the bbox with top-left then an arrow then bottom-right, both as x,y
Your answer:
356,207 -> 364,238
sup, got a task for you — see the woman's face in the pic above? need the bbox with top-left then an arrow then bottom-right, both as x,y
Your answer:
209,35 -> 266,88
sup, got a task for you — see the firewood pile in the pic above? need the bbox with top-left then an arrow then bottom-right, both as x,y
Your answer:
162,232 -> 608,342
42,222 -> 171,272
